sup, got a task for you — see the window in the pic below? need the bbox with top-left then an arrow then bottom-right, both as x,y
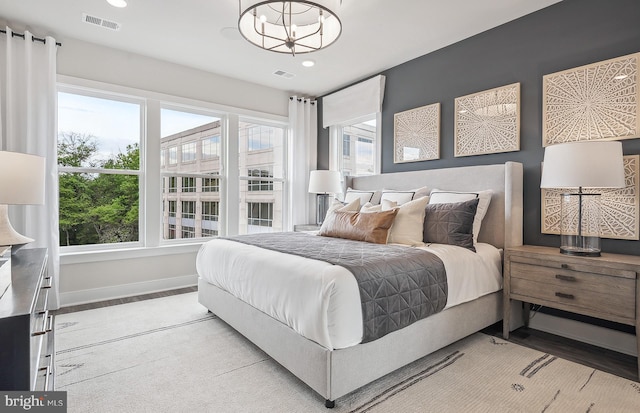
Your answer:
161,107 -> 222,240
332,115 -> 378,177
181,142 -> 196,163
202,176 -> 220,192
168,146 -> 177,165
181,201 -> 195,220
168,177 -> 177,193
202,201 -> 219,221
57,90 -> 142,247
168,201 -> 176,217
248,168 -> 273,191
202,135 -> 220,159
343,135 -> 351,157
247,125 -> 274,151
239,120 -> 285,235
181,177 -> 196,192
248,202 -> 273,227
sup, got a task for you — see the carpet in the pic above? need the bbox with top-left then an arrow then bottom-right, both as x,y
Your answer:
55,292 -> 640,412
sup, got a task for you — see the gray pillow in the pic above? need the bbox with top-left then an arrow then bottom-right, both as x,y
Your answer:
422,198 -> 479,251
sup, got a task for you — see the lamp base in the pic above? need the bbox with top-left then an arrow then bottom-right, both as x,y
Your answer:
316,194 -> 332,225
559,246 -> 601,257
0,204 -> 34,254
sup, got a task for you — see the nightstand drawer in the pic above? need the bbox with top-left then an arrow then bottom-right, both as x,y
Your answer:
510,277 -> 635,321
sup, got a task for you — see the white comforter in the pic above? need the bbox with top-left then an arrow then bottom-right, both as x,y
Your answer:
196,236 -> 502,350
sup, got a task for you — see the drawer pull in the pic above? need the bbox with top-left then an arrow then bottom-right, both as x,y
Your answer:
41,276 -> 52,289
555,274 -> 576,282
555,292 -> 574,300
39,357 -> 53,391
32,311 -> 53,336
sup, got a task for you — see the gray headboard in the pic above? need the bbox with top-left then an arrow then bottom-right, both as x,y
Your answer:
347,162 -> 523,249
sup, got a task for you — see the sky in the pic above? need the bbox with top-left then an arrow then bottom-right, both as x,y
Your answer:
58,92 -> 217,163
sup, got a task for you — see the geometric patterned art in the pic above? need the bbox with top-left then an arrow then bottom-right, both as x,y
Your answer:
541,155 -> 640,240
394,102 -> 440,163
454,82 -> 520,157
543,52 -> 640,147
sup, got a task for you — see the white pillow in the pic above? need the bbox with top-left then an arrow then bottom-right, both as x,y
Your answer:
360,202 -> 382,213
428,189 -> 492,245
344,188 -> 377,205
382,196 -> 429,246
380,186 -> 429,205
328,197 -> 361,213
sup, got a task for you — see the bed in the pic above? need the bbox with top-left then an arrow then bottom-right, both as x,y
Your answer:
197,161 -> 523,407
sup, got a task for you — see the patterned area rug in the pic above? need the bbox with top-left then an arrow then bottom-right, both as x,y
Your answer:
55,292 -> 640,412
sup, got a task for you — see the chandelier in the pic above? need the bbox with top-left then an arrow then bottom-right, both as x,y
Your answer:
238,1 -> 342,56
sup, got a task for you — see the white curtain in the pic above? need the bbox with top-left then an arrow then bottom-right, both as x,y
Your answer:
0,28 -> 60,309
288,96 -> 317,228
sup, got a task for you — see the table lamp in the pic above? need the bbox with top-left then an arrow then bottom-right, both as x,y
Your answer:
308,170 -> 342,225
0,151 -> 46,254
540,141 -> 625,256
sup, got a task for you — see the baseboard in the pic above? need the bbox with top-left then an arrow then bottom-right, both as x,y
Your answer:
59,274 -> 198,307
528,312 -> 637,357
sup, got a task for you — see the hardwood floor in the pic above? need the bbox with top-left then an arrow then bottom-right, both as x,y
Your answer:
55,287 -> 638,383
482,322 -> 638,382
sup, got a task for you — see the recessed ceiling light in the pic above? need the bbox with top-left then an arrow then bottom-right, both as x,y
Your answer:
107,0 -> 127,8
302,60 -> 315,67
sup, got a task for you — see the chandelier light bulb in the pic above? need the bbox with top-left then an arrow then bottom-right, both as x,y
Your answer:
259,15 -> 267,23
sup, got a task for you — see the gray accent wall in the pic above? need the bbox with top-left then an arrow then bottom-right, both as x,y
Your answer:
318,0 -> 640,256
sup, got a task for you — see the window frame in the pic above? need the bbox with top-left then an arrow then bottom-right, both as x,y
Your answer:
329,112 -> 381,178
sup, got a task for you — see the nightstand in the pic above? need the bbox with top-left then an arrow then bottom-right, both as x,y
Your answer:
502,245 -> 640,378
294,224 -> 322,232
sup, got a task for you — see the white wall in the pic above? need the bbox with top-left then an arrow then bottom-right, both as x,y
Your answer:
57,38 -> 290,307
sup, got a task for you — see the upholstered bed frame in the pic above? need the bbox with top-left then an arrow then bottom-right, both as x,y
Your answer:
198,161 -> 524,407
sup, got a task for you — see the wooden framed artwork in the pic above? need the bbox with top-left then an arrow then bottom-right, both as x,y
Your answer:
543,52 -> 640,146
541,155 -> 640,240
393,102 -> 440,163
454,82 -> 520,157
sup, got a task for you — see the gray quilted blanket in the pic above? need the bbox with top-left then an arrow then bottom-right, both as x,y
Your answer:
222,232 -> 447,343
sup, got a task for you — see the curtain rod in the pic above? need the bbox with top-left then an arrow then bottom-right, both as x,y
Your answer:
0,29 -> 62,47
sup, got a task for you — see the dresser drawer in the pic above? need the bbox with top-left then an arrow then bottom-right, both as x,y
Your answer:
510,262 -> 636,322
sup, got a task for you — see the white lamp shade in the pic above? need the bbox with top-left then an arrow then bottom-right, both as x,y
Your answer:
308,170 -> 342,194
540,141 -> 625,189
0,151 -> 46,205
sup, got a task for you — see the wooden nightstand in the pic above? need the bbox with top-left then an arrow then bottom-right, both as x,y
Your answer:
503,245 -> 640,378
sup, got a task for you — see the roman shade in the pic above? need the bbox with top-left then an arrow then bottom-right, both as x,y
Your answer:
322,75 -> 386,128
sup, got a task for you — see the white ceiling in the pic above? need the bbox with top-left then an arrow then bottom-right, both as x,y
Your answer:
0,0 -> 561,97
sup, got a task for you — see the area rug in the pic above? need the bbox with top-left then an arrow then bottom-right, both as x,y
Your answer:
55,292 -> 640,412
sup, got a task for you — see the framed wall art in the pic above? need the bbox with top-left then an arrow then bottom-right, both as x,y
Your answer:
543,52 -> 640,146
393,102 -> 440,163
541,155 -> 640,240
454,82 -> 520,157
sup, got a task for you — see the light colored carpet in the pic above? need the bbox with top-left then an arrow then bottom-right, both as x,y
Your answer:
55,292 -> 640,412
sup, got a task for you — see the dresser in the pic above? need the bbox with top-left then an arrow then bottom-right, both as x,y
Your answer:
502,245 -> 640,378
0,248 -> 54,391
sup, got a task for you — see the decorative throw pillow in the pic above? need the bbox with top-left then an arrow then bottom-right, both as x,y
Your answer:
380,186 -> 429,205
360,202 -> 382,213
422,198 -> 479,251
382,196 -> 429,246
428,189 -> 492,245
318,209 -> 398,244
344,188 -> 377,205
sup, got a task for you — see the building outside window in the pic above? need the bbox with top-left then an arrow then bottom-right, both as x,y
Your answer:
168,201 -> 176,217
201,135 -> 220,159
248,167 -> 273,191
202,176 -> 219,192
247,202 -> 273,227
247,125 -> 274,151
343,135 -> 351,157
181,226 -> 196,238
168,146 -> 177,165
181,141 -> 197,163
202,201 -> 219,222
181,201 -> 195,220
339,118 -> 377,176
168,177 -> 177,193
182,177 -> 196,192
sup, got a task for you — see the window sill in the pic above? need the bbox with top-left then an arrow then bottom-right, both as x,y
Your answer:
60,243 -> 204,265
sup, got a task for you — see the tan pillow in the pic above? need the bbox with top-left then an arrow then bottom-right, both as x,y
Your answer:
360,202 -> 382,213
318,209 -> 398,244
382,196 -> 430,246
